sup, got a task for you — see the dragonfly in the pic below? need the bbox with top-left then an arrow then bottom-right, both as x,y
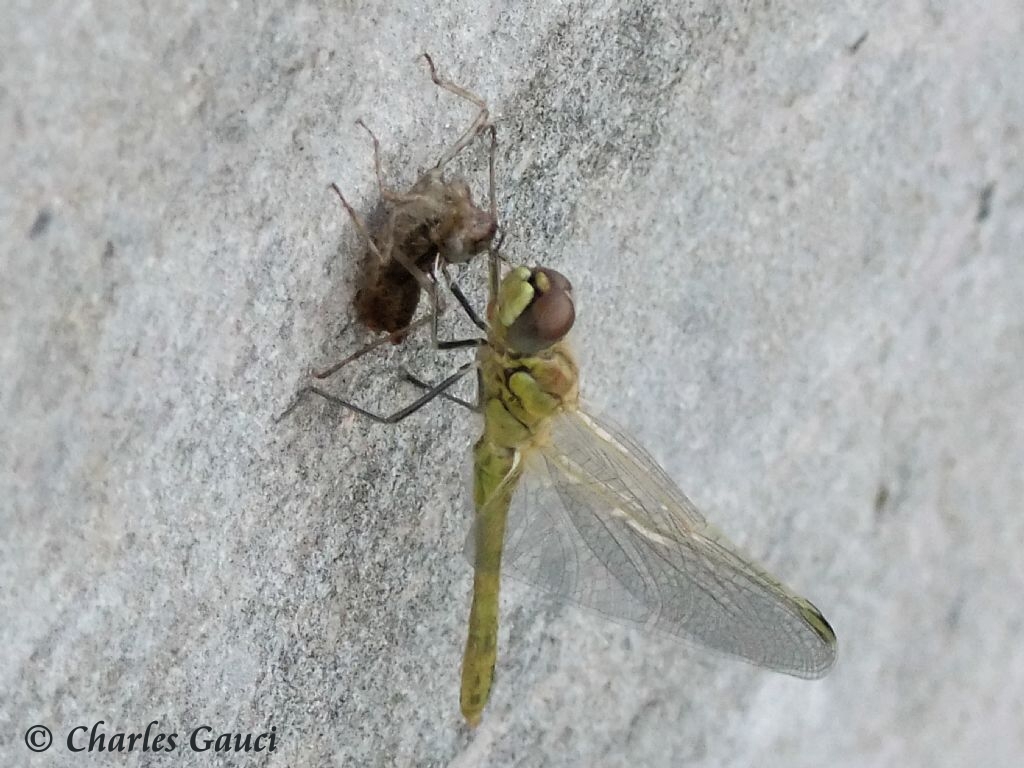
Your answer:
282,258 -> 837,726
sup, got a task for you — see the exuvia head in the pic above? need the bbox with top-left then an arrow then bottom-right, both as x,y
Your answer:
496,266 -> 575,354
439,179 -> 498,263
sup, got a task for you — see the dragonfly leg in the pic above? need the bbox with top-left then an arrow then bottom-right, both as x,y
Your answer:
424,256 -> 485,351
311,318 -> 478,384
422,53 -> 490,169
400,367 -> 479,412
440,264 -> 487,331
484,125 -> 504,296
277,362 -> 476,424
486,125 -> 497,223
309,263 -> 481,384
311,316 -> 434,381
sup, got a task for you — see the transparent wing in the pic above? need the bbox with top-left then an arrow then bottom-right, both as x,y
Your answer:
469,408 -> 837,678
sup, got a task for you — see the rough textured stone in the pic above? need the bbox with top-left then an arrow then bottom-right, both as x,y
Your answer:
2,1 -> 1022,766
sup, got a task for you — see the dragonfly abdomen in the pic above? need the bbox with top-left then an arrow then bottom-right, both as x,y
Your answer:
461,439 -> 517,725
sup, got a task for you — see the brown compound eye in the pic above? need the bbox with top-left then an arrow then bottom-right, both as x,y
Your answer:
507,268 -> 575,353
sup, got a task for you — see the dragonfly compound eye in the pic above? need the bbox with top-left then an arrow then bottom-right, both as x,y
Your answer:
506,267 -> 575,353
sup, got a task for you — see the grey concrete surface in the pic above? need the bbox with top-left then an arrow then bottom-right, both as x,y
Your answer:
2,1 -> 1022,766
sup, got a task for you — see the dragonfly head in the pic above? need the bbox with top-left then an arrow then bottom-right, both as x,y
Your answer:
495,266 -> 575,353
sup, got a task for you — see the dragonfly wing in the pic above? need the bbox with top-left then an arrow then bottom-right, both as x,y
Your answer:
478,450 -> 655,625
494,408 -> 837,678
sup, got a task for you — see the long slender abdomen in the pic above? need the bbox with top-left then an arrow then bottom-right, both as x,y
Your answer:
460,440 -> 517,725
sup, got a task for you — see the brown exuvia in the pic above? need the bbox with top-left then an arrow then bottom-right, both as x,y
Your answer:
350,165 -> 497,338
335,54 -> 498,344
